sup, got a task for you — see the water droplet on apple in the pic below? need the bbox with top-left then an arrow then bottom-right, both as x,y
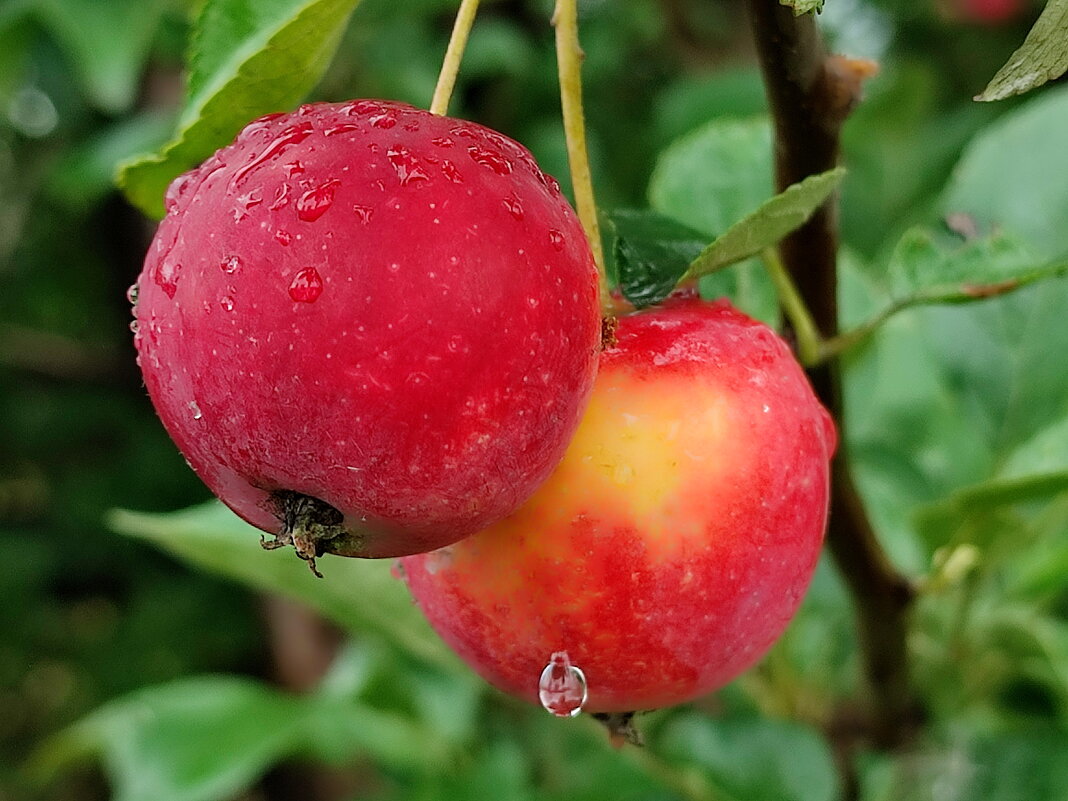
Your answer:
164,171 -> 195,214
128,319 -> 139,334
353,205 -> 374,223
549,229 -> 565,250
154,260 -> 181,299
230,121 -> 314,188
220,255 -> 241,274
220,296 -> 235,312
275,230 -> 293,246
189,401 -> 203,420
386,145 -> 430,186
297,180 -> 340,221
441,160 -> 463,183
269,184 -> 291,210
345,100 -> 380,116
431,136 -> 454,148
538,651 -> 588,718
324,122 -> 360,136
289,267 -> 323,303
502,193 -> 524,220
126,282 -> 139,306
369,111 -> 397,129
467,145 -> 513,175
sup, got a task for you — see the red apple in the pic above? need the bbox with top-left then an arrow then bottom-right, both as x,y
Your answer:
401,295 -> 835,713
132,100 -> 601,564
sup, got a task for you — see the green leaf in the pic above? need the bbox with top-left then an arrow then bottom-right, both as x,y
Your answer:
118,0 -> 362,218
780,0 -> 824,14
941,84 -> 1068,259
604,209 -> 709,308
34,677 -> 305,801
648,117 -> 781,321
833,228 -> 1068,356
649,117 -> 773,237
978,0 -> 1068,102
861,729 -> 1068,801
658,713 -> 841,801
34,0 -> 168,113
684,168 -> 845,282
107,502 -> 463,673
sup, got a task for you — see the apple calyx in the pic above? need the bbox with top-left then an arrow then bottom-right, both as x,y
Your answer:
262,490 -> 362,577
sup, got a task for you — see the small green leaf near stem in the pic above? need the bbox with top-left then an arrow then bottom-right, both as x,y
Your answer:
552,0 -> 611,313
430,0 -> 481,116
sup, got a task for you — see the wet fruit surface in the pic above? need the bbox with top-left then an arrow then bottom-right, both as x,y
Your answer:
401,296 -> 836,712
132,100 -> 601,559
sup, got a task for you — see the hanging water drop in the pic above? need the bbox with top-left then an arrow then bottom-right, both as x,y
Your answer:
126,282 -> 140,306
220,255 -> 241,274
538,651 -> 588,718
189,401 -> 203,420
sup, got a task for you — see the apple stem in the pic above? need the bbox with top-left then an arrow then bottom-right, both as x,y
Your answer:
761,247 -> 823,366
552,0 -> 611,314
429,0 -> 481,116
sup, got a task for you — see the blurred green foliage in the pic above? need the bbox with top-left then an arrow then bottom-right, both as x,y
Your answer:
2,0 -> 1066,800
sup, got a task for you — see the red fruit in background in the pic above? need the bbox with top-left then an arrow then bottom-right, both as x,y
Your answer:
401,296 -> 836,714
951,0 -> 1026,24
132,100 -> 601,563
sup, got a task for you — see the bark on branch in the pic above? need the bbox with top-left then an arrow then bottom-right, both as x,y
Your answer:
744,0 -> 919,750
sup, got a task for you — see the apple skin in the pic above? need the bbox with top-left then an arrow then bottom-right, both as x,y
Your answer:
132,100 -> 601,559
401,295 -> 836,713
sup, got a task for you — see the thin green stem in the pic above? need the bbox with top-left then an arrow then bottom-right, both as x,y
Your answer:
430,0 -> 481,116
761,247 -> 823,366
552,0 -> 610,313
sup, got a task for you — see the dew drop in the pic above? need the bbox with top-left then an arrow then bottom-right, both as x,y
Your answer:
345,99 -> 380,116
220,255 -> 241,274
233,188 -> 263,221
128,319 -> 139,334
269,183 -> 291,210
324,122 -> 360,136
467,145 -> 513,175
289,267 -> 323,303
220,296 -> 235,312
126,282 -> 140,306
189,401 -> 203,420
297,180 -> 340,221
353,205 -> 374,223
538,651 -> 588,718
386,145 -> 430,186
369,111 -> 397,129
502,193 -> 524,220
284,160 -> 305,177
153,260 -> 181,299
275,229 -> 293,246
549,229 -> 565,251
431,136 -> 454,148
441,160 -> 463,183
164,172 -> 195,214
230,122 -> 314,188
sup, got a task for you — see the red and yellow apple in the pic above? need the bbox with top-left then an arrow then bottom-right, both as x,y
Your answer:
401,295 -> 836,713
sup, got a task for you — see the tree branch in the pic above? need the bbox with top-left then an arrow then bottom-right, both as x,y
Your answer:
745,0 -> 919,749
